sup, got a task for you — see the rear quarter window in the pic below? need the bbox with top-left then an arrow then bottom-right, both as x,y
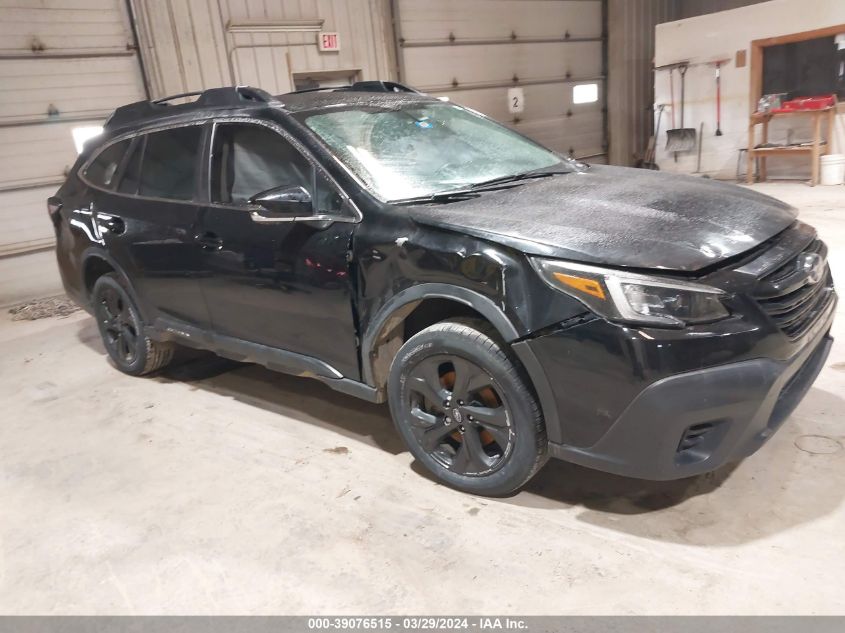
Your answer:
84,139 -> 131,189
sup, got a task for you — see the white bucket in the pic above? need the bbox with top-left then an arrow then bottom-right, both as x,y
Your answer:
820,154 -> 845,186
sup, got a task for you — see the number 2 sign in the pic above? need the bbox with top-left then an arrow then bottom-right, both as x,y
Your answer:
507,87 -> 524,114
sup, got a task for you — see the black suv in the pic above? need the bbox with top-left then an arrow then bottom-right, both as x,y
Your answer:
51,84 -> 836,496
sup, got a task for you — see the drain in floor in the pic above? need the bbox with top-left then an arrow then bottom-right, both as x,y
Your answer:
794,434 -> 843,455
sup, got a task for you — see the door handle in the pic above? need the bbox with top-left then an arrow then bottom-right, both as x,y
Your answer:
196,232 -> 223,251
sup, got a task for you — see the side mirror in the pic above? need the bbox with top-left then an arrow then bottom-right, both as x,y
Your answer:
248,185 -> 312,217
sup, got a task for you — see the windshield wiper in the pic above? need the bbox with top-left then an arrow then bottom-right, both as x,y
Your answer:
390,179 -> 533,205
470,169 -> 571,190
390,189 -> 482,206
389,170 -> 571,206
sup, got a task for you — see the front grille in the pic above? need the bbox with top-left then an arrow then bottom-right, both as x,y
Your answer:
755,239 -> 834,340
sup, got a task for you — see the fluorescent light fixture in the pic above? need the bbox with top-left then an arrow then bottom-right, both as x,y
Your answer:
573,83 -> 599,104
72,126 -> 103,154
227,19 -> 324,33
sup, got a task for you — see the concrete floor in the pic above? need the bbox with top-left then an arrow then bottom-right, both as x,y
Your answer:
1,182 -> 844,615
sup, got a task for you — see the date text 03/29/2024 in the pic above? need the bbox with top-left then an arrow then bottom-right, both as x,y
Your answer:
306,617 -> 528,630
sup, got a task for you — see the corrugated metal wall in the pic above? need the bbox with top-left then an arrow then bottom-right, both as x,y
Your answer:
394,0 -> 606,159
132,0 -> 395,98
607,0 -> 676,166
0,0 -> 147,305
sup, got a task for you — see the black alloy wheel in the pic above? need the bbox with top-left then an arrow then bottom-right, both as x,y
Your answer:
388,319 -> 547,496
97,284 -> 139,366
406,354 -> 513,476
91,273 -> 174,376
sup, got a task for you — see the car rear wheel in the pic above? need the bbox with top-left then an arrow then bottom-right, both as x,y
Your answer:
92,273 -> 173,376
388,319 -> 547,496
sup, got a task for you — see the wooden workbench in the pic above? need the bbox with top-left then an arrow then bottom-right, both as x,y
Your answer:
746,105 -> 837,186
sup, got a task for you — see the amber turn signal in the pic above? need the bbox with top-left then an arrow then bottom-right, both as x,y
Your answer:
552,272 -> 606,300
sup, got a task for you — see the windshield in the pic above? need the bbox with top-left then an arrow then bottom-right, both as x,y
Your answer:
298,102 -> 568,201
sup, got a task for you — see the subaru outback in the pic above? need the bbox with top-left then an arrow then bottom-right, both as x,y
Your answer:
50,83 -> 836,495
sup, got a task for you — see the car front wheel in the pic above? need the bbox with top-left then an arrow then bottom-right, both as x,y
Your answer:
388,319 -> 547,496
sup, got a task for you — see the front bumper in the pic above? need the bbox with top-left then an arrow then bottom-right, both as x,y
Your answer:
514,298 -> 835,480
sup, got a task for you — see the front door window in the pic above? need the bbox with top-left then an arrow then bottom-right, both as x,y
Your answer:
210,123 -> 313,205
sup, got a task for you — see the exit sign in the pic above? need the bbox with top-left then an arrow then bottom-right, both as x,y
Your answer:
318,32 -> 340,52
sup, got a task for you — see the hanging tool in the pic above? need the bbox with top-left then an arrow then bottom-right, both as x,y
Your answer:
638,105 -> 664,170
668,67 -> 678,163
669,68 -> 677,129
695,122 -> 704,174
665,64 -> 697,152
715,61 -> 724,136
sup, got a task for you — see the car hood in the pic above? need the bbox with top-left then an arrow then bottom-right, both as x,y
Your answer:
405,165 -> 797,272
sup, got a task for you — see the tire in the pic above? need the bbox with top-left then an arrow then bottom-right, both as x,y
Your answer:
388,319 -> 547,496
91,273 -> 174,376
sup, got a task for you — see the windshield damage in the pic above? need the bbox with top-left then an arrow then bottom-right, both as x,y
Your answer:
296,101 -> 583,203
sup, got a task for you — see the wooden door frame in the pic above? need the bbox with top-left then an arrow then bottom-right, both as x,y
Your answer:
750,24 -> 845,113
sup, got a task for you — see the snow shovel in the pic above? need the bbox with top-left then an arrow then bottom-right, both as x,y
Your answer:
665,65 -> 697,152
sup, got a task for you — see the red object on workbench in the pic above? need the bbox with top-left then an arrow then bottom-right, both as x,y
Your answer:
771,95 -> 837,113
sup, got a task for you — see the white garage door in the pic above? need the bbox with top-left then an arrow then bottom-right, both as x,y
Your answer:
0,0 -> 147,305
394,0 -> 605,160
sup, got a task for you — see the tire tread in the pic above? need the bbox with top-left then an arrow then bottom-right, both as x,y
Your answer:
139,335 -> 175,375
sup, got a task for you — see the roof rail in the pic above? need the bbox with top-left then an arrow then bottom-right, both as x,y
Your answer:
282,81 -> 423,96
349,81 -> 422,94
151,91 -> 205,105
105,86 -> 278,131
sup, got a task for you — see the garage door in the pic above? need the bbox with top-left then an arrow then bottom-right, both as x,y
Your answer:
0,0 -> 147,305
394,0 -> 606,160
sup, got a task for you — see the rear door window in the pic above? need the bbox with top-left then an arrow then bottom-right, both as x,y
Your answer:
138,126 -> 202,201
117,137 -> 144,195
85,139 -> 131,189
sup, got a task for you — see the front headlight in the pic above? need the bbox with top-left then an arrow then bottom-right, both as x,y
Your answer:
531,258 -> 729,328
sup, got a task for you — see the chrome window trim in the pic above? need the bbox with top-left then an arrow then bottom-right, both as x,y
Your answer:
206,116 -> 362,223
248,212 -> 355,224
